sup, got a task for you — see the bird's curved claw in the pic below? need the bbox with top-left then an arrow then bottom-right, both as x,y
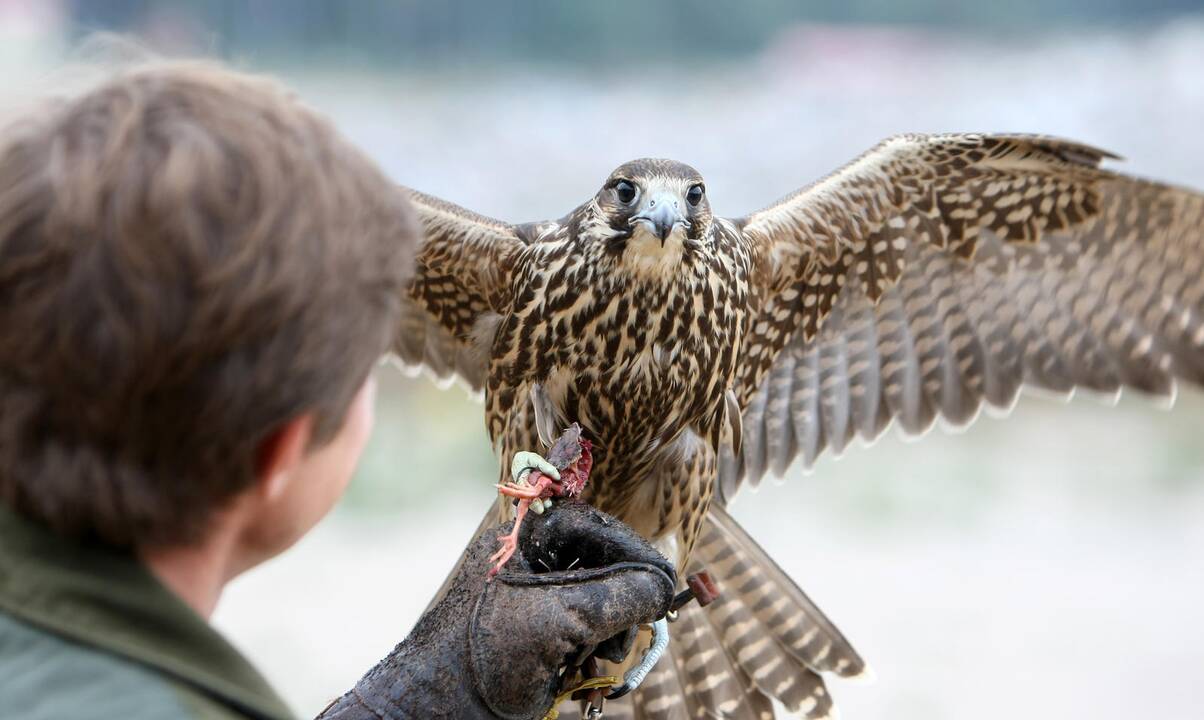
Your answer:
511,450 -> 560,484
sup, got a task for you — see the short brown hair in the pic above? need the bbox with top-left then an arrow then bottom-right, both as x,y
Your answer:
0,62 -> 415,547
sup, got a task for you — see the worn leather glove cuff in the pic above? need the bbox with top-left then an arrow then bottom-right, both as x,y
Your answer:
319,501 -> 675,720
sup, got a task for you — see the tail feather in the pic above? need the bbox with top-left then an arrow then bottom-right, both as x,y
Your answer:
631,640 -> 690,719
676,603 -> 772,719
597,592 -> 772,720
617,504 -> 864,719
700,505 -> 866,680
435,501 -> 865,719
699,578 -> 831,716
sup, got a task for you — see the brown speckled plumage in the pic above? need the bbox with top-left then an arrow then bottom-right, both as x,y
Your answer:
394,135 -> 1204,719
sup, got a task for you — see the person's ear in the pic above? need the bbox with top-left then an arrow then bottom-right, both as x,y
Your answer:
255,414 -> 317,502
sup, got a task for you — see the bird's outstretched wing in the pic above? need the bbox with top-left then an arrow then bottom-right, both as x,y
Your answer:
722,133 -> 1204,498
393,188 -> 529,391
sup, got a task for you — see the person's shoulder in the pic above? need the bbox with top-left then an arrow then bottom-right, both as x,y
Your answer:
0,610 -> 245,720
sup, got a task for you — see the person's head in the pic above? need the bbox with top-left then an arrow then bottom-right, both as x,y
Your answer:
0,61 -> 416,566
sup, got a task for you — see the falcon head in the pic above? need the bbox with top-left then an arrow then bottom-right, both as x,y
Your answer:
592,158 -> 712,250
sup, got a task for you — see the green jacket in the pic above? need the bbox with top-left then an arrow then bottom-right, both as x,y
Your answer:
0,505 -> 297,720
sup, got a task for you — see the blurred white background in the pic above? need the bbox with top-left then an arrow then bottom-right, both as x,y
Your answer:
3,2 -> 1204,718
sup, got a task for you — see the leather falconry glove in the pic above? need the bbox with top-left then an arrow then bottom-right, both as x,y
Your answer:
317,500 -> 677,720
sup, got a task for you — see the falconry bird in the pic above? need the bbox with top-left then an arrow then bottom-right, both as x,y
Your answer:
394,134 -> 1204,719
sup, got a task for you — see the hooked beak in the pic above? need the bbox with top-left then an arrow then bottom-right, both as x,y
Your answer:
630,192 -> 686,245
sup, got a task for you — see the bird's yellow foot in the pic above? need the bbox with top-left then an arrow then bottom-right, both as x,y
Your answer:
510,451 -> 560,488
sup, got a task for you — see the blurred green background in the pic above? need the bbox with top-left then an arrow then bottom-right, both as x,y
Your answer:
3,2 -> 1204,719
52,1 -> 1204,65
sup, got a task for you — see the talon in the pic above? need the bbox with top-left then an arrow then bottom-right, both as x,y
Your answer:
511,450 -> 560,483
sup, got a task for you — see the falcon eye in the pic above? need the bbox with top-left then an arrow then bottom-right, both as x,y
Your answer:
686,184 -> 705,206
615,180 -> 637,205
